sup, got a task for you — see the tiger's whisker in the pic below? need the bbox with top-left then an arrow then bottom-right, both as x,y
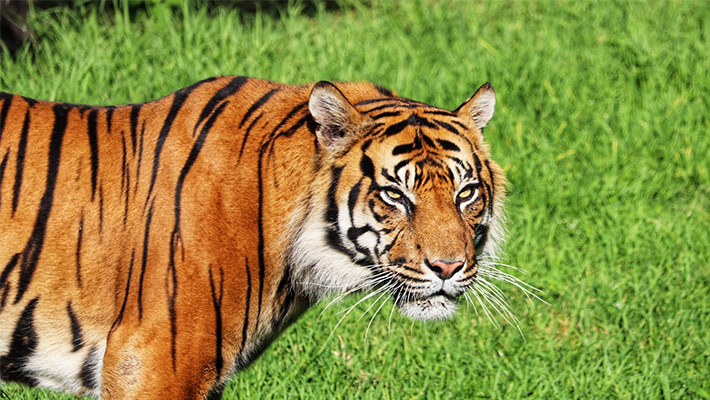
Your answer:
470,286 -> 500,328
327,287 -> 389,340
357,287 -> 391,322
365,293 -> 391,341
475,284 -> 523,337
478,270 -> 548,305
318,272 -> 392,317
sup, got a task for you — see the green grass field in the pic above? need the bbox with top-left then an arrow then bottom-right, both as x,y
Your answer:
1,0 -> 709,398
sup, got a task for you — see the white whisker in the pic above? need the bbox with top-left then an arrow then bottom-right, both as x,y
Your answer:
470,285 -> 499,328
474,280 -> 523,336
318,271 -> 392,317
365,293 -> 391,340
357,287 -> 391,322
327,287 -> 389,340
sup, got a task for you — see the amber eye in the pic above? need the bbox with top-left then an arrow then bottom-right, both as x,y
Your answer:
456,184 -> 479,203
380,187 -> 413,213
382,189 -> 403,201
457,187 -> 473,200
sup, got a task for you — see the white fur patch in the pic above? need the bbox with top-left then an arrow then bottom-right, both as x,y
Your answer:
289,210 -> 372,300
24,335 -> 104,396
398,295 -> 458,321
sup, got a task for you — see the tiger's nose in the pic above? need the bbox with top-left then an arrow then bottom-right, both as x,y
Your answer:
427,260 -> 464,280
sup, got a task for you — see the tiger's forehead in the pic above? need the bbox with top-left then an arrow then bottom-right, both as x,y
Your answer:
359,109 -> 482,191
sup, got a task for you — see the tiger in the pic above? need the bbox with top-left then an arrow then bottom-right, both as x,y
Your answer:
0,76 -> 505,399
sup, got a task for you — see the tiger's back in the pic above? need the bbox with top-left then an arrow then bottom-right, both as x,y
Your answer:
0,76 -> 507,399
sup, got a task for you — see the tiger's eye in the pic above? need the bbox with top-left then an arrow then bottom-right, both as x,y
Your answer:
385,189 -> 402,200
458,188 -> 472,200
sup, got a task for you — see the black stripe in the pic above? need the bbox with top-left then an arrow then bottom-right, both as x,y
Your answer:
111,250 -> 135,329
87,109 -> 100,201
0,297 -> 40,385
421,109 -> 456,117
144,85 -> 199,211
0,151 -> 8,212
325,166 -> 344,227
67,301 -> 84,352
407,114 -> 437,128
105,108 -> 114,135
99,184 -> 104,234
369,199 -> 386,223
372,111 -> 402,119
364,103 -> 401,114
238,114 -> 262,161
273,113 -> 309,139
137,199 -> 155,320
194,76 -> 248,137
135,121 -> 145,194
355,98 -> 395,106
80,347 -> 100,390
12,109 -> 30,215
357,97 -> 422,108
240,258 -> 252,353
392,142 -> 418,156
434,119 -> 462,136
120,132 -> 127,193
471,151 -> 483,180
250,100 -> 309,329
168,100 -> 229,370
452,120 -> 468,131
324,166 -> 360,260
360,154 -> 375,179
173,101 -> 229,221
208,265 -> 224,380
239,88 -> 279,129
474,224 -> 489,252
129,104 -> 140,155
252,102 -> 309,326
483,159 -> 495,218
347,180 -> 362,221
382,119 -> 409,137
392,272 -> 429,283
347,225 -> 378,261
374,85 -> 394,97
0,254 -> 20,311
255,147 -> 267,331
0,93 -> 13,143
261,102 -> 308,146
381,228 -> 402,254
420,133 -> 436,148
76,211 -> 84,287
120,132 -> 130,227
436,138 -> 460,151
381,167 -> 401,185
14,104 -> 69,304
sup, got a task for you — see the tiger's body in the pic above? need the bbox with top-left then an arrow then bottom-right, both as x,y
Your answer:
0,76 -> 505,399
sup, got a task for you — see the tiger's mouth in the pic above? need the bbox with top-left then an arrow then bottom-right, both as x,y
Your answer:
397,293 -> 460,321
382,263 -> 475,321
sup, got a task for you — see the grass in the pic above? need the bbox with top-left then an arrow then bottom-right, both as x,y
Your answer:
1,0 -> 709,398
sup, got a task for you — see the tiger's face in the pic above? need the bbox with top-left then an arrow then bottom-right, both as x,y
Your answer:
291,82 -> 505,321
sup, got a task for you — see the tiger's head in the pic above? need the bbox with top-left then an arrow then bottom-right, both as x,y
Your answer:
289,81 -> 506,321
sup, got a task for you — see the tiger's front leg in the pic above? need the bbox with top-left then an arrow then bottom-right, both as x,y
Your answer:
99,254 -> 245,399
100,306 -> 224,399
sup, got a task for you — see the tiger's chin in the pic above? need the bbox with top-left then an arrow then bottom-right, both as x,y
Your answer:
397,294 -> 459,321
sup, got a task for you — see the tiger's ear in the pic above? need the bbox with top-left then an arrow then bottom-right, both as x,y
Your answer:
454,82 -> 496,133
309,81 -> 371,154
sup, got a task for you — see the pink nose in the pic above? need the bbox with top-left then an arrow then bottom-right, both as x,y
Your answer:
429,260 -> 464,280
